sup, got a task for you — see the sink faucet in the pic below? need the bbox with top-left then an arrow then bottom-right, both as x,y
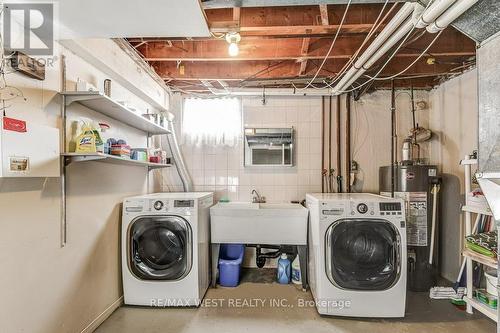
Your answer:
251,189 -> 266,203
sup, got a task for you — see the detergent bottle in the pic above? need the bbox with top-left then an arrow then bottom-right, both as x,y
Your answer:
291,255 -> 301,285
277,253 -> 291,284
75,121 -> 97,153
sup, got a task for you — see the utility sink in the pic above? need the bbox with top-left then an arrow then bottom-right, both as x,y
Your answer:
210,202 -> 309,245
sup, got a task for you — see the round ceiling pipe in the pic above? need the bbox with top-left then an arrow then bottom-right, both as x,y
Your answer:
427,0 -> 479,33
415,0 -> 457,28
333,13 -> 417,95
332,2 -> 416,94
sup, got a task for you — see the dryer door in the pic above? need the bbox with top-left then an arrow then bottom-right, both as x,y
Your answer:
325,219 -> 401,291
129,216 -> 192,281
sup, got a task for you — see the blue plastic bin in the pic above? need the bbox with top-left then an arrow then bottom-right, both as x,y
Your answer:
218,244 -> 245,287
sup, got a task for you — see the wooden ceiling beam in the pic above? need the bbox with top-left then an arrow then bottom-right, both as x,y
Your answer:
299,37 -> 311,76
319,4 -> 329,25
138,32 -> 475,62
205,4 -> 398,36
201,0 -> 408,10
211,23 -> 380,36
151,56 -> 469,81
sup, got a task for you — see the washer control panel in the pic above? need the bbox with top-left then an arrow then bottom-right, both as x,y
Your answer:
349,201 -> 375,216
318,199 -> 404,221
379,201 -> 403,216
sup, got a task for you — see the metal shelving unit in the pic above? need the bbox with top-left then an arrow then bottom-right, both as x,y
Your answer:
460,156 -> 498,322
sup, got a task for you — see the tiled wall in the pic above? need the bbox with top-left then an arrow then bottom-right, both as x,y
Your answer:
178,96 -> 323,203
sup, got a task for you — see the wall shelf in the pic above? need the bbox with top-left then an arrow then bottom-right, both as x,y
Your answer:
62,152 -> 171,170
462,249 -> 498,269
460,159 -> 478,165
462,205 -> 493,216
464,296 -> 498,322
61,91 -> 171,135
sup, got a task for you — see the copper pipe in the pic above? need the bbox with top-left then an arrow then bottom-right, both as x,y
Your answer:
391,79 -> 396,198
321,96 -> 325,193
345,92 -> 351,193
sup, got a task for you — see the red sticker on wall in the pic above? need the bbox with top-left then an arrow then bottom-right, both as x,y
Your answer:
3,117 -> 27,132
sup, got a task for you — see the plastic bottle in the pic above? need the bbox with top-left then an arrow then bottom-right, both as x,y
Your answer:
291,255 -> 301,285
75,122 -> 97,153
277,253 -> 291,284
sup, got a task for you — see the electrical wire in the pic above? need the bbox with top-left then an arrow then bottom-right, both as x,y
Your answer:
320,0 -> 394,88
295,0 -> 353,90
290,0 -> 393,91
364,30 -> 443,81
329,0 -> 438,93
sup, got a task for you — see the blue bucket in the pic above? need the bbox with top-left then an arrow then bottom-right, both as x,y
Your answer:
218,244 -> 245,287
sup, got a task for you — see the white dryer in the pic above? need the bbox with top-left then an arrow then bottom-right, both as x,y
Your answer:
306,193 -> 407,318
122,192 -> 213,307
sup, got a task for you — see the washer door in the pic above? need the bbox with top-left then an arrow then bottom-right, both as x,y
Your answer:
129,216 -> 192,281
325,219 -> 401,291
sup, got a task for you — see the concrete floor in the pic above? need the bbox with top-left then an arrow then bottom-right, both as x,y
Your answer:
96,276 -> 496,333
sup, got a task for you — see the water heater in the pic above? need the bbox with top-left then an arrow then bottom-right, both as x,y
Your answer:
379,165 -> 439,292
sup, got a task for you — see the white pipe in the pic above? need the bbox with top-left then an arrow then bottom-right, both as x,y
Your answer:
416,0 -> 457,28
363,18 -> 415,69
202,87 -> 333,96
333,16 -> 416,94
427,0 -> 479,33
165,115 -> 194,192
429,184 -> 439,265
332,3 -> 416,93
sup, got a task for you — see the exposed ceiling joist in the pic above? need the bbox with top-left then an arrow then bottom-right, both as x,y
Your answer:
151,56 -> 471,81
233,7 -> 241,27
137,29 -> 475,62
299,37 -> 311,76
210,23 -> 379,36
201,0 -> 412,9
319,4 -> 329,25
205,4 -> 394,36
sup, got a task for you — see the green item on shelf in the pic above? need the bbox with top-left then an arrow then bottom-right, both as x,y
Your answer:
473,289 -> 498,309
465,230 -> 498,258
466,242 -> 496,258
219,198 -> 230,203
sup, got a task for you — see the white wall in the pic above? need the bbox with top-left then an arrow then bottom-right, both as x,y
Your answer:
429,69 -> 479,281
0,39 -> 169,333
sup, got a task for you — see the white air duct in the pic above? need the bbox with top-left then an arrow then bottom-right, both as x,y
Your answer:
427,0 -> 479,33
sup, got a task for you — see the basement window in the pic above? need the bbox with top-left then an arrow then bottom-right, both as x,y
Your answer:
182,97 -> 241,147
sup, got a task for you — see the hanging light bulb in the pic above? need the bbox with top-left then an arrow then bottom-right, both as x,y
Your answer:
225,32 -> 241,57
228,42 -> 239,57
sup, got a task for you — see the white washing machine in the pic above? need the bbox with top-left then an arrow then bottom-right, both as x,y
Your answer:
306,193 -> 407,318
122,192 -> 213,307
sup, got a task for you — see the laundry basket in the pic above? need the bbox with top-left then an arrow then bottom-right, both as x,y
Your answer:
218,244 -> 245,287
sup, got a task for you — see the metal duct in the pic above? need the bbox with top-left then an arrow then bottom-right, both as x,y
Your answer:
451,0 -> 500,43
476,30 -> 500,225
165,114 -> 194,192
